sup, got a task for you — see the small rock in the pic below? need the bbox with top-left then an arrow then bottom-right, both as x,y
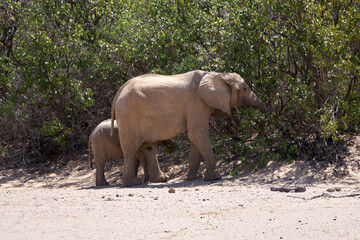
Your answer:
116,194 -> 120,197
168,188 -> 176,193
195,188 -> 200,191
327,187 -> 341,192
128,193 -> 134,197
270,186 -> 306,193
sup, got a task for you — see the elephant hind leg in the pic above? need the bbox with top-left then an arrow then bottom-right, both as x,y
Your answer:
122,152 -> 142,187
118,124 -> 143,187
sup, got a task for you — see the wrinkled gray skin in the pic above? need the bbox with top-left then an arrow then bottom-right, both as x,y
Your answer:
111,70 -> 267,187
89,119 -> 174,186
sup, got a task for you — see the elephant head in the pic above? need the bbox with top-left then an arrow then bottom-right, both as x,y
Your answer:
198,72 -> 267,115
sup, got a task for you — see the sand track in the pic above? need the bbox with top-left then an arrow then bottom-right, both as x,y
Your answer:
1,136 -> 359,240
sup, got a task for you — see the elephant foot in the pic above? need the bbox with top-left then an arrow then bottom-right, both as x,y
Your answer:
96,179 -> 109,186
122,177 -> 142,187
143,176 -> 149,183
204,171 -> 221,181
150,173 -> 169,183
186,172 -> 203,181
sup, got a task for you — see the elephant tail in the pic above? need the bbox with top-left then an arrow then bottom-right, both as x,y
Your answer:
89,136 -> 94,169
111,80 -> 128,136
110,91 -> 117,137
110,102 -> 115,137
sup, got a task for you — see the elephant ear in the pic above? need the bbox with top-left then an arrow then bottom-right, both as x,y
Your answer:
197,73 -> 231,116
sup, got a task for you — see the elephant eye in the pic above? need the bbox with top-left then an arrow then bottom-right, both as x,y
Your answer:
243,87 -> 247,91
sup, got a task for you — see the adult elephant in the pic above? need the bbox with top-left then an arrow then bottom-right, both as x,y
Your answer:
111,70 -> 267,187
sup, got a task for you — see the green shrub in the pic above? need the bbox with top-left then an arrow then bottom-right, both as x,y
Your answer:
1,0 -> 359,165
39,118 -> 71,149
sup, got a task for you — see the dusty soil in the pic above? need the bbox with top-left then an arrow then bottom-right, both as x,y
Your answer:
1,136 -> 359,240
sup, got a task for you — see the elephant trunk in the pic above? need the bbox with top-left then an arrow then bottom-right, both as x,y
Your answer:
257,99 -> 267,113
246,92 -> 267,113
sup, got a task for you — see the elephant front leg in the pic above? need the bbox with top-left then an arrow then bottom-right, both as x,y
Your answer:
187,142 -> 202,180
188,129 -> 221,181
95,161 -> 109,186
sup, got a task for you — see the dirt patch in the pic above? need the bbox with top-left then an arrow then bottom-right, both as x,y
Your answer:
0,136 -> 359,239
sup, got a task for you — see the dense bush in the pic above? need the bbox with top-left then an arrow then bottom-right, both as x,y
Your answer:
1,0 -> 359,167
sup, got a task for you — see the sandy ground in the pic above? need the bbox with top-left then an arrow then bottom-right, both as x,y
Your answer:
1,136 -> 359,240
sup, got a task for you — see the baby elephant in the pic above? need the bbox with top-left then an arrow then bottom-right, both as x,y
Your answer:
89,119 -> 175,186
